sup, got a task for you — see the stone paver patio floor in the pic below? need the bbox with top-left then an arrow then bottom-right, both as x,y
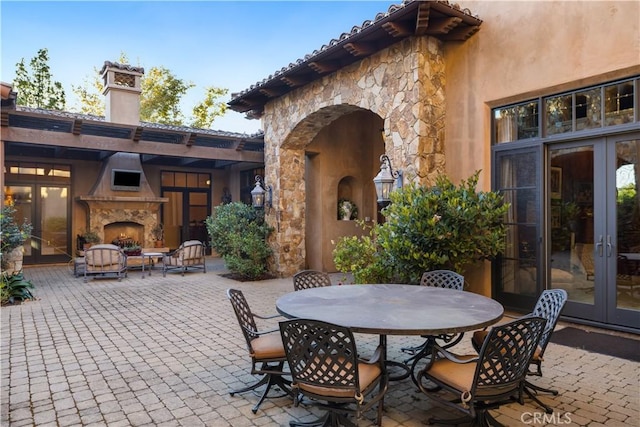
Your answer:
1,258 -> 638,426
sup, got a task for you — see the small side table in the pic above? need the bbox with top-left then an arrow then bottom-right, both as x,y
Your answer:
141,252 -> 164,278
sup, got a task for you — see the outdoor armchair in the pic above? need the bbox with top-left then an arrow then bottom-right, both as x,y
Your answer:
292,269 -> 331,291
471,288 -> 568,414
279,318 -> 388,426
162,240 -> 206,277
226,289 -> 292,413
417,316 -> 547,426
83,243 -> 127,282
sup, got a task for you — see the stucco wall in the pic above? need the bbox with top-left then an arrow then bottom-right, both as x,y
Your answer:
445,0 -> 640,188
444,0 -> 640,294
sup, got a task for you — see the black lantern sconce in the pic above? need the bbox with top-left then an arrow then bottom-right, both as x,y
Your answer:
373,154 -> 403,207
251,175 -> 272,209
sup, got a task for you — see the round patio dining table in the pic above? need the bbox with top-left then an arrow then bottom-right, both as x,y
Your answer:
276,284 -> 504,336
276,284 -> 504,380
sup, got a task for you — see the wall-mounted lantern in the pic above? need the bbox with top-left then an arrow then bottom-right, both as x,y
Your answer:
373,154 -> 403,207
251,175 -> 272,209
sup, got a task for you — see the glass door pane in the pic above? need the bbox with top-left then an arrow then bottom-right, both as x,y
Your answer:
549,146 -> 596,309
612,138 -> 640,319
40,186 -> 68,257
163,191 -> 183,249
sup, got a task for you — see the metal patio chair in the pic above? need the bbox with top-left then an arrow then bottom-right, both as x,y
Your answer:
226,289 -> 293,413
417,316 -> 547,426
402,270 -> 465,386
279,318 -> 388,427
472,288 -> 568,414
292,269 -> 332,291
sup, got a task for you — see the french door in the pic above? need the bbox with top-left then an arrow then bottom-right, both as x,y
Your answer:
549,133 -> 639,328
4,184 -> 70,265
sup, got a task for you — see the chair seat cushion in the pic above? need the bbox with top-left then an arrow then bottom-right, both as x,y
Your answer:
426,356 -> 477,393
250,333 -> 286,359
299,362 -> 381,399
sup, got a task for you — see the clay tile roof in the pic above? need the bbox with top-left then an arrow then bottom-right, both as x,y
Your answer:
100,61 -> 145,75
228,0 -> 481,118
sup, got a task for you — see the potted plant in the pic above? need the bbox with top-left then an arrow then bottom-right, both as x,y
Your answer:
123,242 -> 142,256
151,223 -> 164,248
80,229 -> 101,250
338,199 -> 358,221
1,204 -> 33,275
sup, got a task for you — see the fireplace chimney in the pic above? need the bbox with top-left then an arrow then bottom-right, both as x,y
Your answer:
101,61 -> 144,125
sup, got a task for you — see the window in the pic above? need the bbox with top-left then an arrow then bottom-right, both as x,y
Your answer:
493,77 -> 638,144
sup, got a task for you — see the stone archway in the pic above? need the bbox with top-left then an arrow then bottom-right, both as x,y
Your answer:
261,36 -> 447,276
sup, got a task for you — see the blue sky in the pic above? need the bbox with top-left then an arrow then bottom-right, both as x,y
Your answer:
1,1 -> 396,134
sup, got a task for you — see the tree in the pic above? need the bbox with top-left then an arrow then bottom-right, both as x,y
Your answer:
73,54 -> 228,128
13,48 -> 65,110
140,66 -> 194,125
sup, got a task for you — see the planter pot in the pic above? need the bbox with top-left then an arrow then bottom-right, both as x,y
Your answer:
3,246 -> 24,275
154,240 -> 165,248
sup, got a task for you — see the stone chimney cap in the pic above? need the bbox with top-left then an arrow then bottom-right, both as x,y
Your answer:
100,61 -> 145,75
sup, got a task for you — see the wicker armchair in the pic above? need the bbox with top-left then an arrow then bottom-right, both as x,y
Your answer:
83,244 -> 127,282
227,289 -> 292,413
162,240 -> 206,277
280,318 -> 388,426
292,269 -> 331,291
472,288 -> 568,414
417,316 -> 546,425
402,270 -> 465,386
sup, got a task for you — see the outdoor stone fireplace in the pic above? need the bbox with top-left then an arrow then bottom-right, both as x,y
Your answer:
77,153 -> 167,248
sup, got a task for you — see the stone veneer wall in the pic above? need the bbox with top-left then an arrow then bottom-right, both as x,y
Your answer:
83,201 -> 162,248
261,36 -> 446,277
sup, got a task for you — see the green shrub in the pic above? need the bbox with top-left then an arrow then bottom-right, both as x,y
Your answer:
332,171 -> 508,284
1,271 -> 34,305
332,221 -> 393,284
1,204 -> 32,270
206,202 -> 273,279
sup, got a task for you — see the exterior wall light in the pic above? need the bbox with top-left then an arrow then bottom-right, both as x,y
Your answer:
373,154 -> 403,207
251,175 -> 272,209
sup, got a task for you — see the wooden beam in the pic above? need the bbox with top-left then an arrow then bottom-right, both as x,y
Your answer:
442,25 -> 481,41
382,21 -> 414,37
281,76 -> 307,87
308,61 -> 340,74
343,42 -> 375,57
258,88 -> 283,98
72,119 -> 83,135
415,2 -> 431,35
3,127 -> 264,162
184,132 -> 196,147
425,17 -> 463,35
132,126 -> 143,142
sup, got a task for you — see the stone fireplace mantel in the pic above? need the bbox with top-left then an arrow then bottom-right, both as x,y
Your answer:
77,196 -> 168,247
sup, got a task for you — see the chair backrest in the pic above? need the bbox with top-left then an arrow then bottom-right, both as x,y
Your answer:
178,240 -> 204,260
531,289 -> 568,354
85,244 -> 125,268
227,289 -> 259,352
420,270 -> 464,290
472,316 -> 546,398
280,318 -> 362,395
293,270 -> 331,291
